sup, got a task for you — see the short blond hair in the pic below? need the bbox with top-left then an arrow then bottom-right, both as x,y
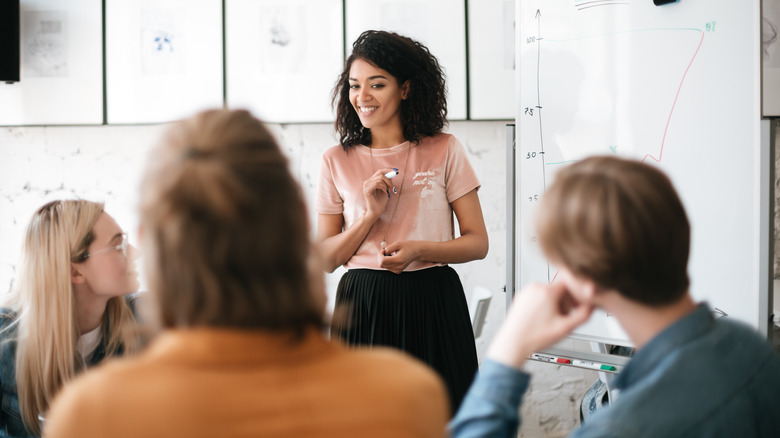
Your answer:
139,109 -> 324,332
536,156 -> 690,305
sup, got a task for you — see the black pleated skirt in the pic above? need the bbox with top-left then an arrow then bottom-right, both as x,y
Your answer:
331,266 -> 478,415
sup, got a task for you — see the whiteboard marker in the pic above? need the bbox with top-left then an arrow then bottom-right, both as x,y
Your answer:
384,168 -> 399,178
571,359 -> 617,372
531,353 -> 572,365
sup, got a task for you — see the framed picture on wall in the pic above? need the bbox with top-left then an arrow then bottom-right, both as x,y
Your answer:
345,0 -> 468,120
0,0 -> 103,125
106,0 -> 223,124
226,0 -> 344,123
469,0 -> 514,120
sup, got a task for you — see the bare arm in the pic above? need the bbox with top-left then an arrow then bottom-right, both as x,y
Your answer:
317,168 -> 396,273
317,213 -> 376,273
379,189 -> 489,273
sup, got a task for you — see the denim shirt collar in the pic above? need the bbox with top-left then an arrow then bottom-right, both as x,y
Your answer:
613,303 -> 713,390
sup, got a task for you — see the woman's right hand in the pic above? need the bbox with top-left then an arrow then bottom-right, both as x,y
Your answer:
362,169 -> 395,221
317,168 -> 397,273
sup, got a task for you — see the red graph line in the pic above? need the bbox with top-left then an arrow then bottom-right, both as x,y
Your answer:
642,30 -> 705,163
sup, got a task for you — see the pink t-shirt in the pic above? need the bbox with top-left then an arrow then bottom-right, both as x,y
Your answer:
317,133 -> 480,271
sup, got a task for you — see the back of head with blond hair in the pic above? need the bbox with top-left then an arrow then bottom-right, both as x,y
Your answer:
1,200 -> 137,435
536,156 -> 690,306
139,109 -> 324,333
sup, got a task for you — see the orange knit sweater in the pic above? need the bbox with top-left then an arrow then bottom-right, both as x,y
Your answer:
43,328 -> 449,438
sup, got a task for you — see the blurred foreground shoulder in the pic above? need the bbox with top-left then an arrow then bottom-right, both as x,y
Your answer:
43,361 -> 117,438
342,345 -> 450,436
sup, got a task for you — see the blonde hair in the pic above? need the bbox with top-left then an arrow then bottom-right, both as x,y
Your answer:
536,156 -> 690,305
1,200 -> 137,435
139,109 -> 325,333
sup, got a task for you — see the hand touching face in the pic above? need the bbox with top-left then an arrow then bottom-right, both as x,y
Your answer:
487,273 -> 595,369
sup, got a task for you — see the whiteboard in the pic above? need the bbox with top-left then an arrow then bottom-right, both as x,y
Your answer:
105,0 -> 223,124
0,0 -> 102,126
516,0 -> 765,346
346,0 -> 467,120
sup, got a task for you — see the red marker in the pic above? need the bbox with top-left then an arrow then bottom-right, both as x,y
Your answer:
531,353 -> 572,365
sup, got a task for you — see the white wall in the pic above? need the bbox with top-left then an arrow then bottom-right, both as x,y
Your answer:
0,119 -> 600,436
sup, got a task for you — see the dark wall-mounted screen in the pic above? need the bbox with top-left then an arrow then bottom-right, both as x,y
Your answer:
0,0 -> 21,83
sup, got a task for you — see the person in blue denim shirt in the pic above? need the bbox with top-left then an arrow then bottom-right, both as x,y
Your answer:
0,200 -> 142,437
450,156 -> 780,438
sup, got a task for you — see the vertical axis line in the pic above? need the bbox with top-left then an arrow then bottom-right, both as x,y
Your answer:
534,10 -> 550,283
536,12 -> 546,191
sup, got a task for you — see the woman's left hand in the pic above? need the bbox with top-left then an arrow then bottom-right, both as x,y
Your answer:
378,240 -> 421,274
375,189 -> 489,274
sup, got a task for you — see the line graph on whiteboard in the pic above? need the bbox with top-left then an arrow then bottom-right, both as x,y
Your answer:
522,9 -> 711,179
516,0 -> 764,345
518,3 -> 715,284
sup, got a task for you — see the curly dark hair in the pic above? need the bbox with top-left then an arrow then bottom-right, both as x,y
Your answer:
332,30 -> 448,150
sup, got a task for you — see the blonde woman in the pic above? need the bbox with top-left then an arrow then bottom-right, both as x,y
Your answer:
0,200 -> 140,437
43,109 -> 448,438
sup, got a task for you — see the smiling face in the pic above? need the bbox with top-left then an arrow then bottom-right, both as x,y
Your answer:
73,213 -> 140,298
348,58 -> 409,138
